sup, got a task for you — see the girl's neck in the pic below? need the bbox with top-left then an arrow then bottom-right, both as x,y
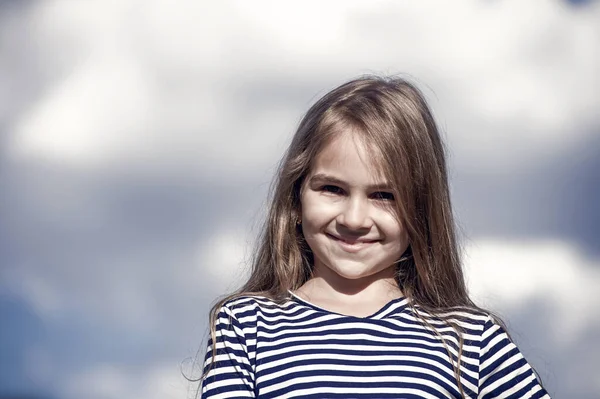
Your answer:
293,265 -> 403,317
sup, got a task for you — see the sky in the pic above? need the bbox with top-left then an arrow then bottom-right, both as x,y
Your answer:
0,0 -> 599,398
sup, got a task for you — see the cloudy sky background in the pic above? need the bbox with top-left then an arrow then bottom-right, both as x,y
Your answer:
1,0 -> 599,398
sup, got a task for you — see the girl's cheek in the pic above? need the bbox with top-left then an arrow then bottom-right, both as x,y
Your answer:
305,192 -> 337,211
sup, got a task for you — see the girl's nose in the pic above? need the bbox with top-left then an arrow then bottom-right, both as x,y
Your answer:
337,196 -> 372,231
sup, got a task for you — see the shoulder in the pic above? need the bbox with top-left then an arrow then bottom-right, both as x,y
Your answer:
474,315 -> 551,397
217,293 -> 297,321
410,304 -> 492,335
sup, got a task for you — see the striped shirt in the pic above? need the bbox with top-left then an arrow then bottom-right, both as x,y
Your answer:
201,291 -> 550,398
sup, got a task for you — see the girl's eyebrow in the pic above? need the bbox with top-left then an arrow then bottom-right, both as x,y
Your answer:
309,173 -> 392,191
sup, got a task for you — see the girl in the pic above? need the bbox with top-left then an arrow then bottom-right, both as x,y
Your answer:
198,76 -> 550,398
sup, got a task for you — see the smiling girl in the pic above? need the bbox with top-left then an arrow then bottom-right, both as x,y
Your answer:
199,76 -> 550,398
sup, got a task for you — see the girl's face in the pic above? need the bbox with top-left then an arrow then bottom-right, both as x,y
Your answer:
300,132 -> 409,285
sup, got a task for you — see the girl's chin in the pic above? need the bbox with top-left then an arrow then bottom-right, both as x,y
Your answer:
317,261 -> 395,281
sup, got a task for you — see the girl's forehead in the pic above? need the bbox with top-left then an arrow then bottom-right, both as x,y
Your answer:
308,131 -> 389,184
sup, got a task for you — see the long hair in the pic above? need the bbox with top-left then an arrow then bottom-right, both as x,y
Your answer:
199,75 -> 499,397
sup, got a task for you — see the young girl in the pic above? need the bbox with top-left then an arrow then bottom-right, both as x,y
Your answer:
198,76 -> 550,398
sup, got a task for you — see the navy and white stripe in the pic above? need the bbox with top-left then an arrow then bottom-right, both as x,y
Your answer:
201,292 -> 550,398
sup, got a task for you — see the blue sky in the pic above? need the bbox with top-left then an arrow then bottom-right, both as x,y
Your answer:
1,1 -> 599,398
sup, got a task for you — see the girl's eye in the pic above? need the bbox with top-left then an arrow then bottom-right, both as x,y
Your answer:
321,185 -> 344,195
372,191 -> 395,201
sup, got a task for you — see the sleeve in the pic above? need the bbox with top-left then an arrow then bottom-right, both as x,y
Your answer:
477,315 -> 551,399
200,304 -> 255,398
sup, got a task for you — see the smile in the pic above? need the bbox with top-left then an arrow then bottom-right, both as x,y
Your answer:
326,233 -> 378,253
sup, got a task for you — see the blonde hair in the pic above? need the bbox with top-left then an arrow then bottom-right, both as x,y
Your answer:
198,75 -> 497,397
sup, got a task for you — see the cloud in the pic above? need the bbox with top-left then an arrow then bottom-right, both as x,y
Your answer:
465,239 -> 600,340
5,0 -> 599,175
11,55 -> 155,167
197,228 -> 251,295
60,362 -> 191,399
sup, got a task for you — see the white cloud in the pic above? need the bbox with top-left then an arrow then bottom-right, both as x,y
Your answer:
61,362 -> 192,399
11,54 -> 155,167
6,0 -> 599,176
197,228 -> 250,294
464,238 -> 600,344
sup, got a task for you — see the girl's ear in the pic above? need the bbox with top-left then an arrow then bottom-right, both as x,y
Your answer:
295,211 -> 302,225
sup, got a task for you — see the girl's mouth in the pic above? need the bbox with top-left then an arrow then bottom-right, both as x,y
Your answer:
326,233 -> 378,253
